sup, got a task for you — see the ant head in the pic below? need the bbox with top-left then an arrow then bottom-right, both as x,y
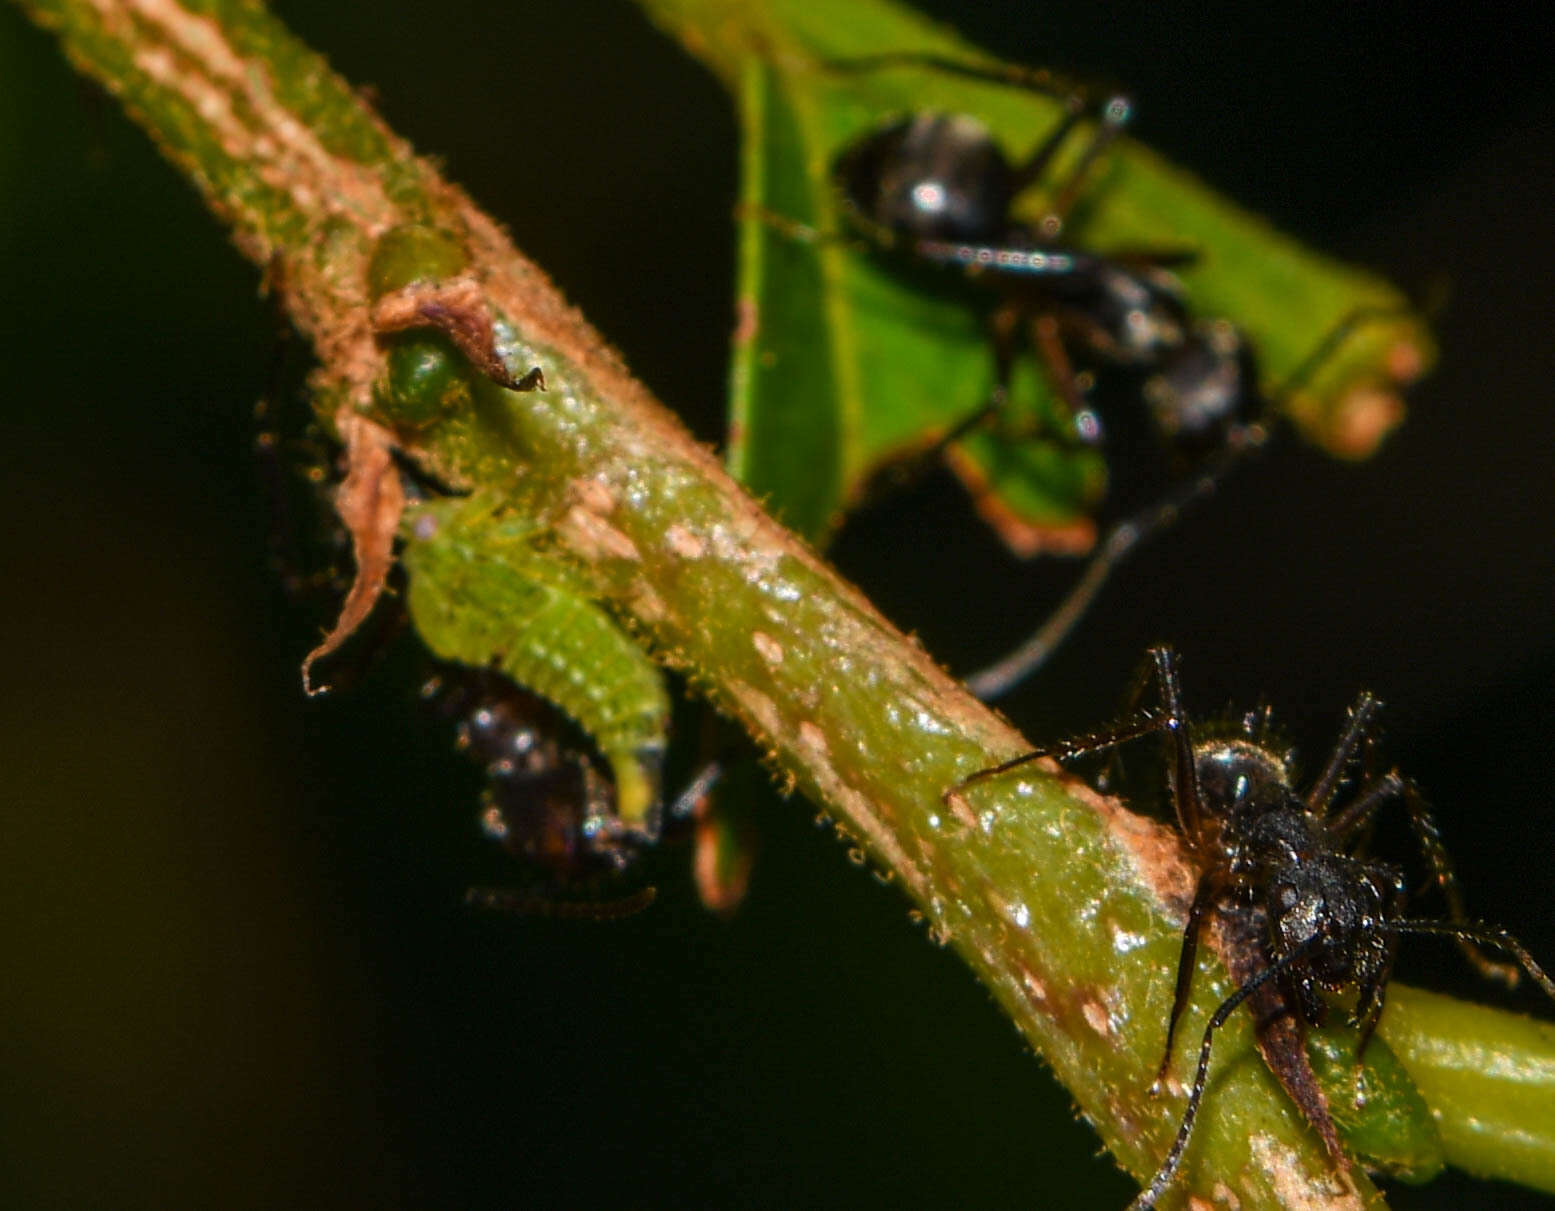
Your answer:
1269,856 -> 1393,988
1194,736 -> 1295,816
833,113 -> 1015,245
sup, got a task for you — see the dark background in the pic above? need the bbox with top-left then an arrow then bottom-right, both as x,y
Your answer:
3,1 -> 1553,1207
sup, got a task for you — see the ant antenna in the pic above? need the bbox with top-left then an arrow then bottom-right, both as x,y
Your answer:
818,53 -> 1074,101
1129,938 -> 1319,1210
464,884 -> 658,920
1388,919 -> 1555,1002
964,428 -> 1267,700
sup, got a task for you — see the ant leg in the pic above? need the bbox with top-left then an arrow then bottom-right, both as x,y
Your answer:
1349,869 -> 1407,1058
949,308 -> 1097,451
1396,780 -> 1523,987
951,646 -> 1200,819
944,705 -> 1172,799
1392,920 -> 1555,1004
862,303 -> 1021,504
1351,960 -> 1394,1059
1333,775 -> 1521,986
1352,927 -> 1402,1061
1129,942 -> 1318,1211
1007,99 -> 1088,195
1325,769 -> 1404,842
1036,94 -> 1133,237
819,53 -> 1075,102
735,202 -> 866,251
664,758 -> 726,830
963,430 -> 1267,700
1151,871 -> 1224,1093
1306,691 -> 1384,816
961,522 -> 1146,703
1031,313 -> 1103,445
948,645 -> 1180,799
465,884 -> 658,919
944,301 -> 1021,447
1146,645 -> 1210,838
1094,646 -> 1175,795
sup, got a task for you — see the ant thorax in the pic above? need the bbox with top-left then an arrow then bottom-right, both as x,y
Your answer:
1191,734 -> 1389,991
1267,854 -> 1397,995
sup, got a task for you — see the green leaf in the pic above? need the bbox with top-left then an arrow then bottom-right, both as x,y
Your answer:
647,0 -> 1434,551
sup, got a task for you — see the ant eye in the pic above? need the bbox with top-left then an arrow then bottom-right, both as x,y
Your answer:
1274,882 -> 1300,912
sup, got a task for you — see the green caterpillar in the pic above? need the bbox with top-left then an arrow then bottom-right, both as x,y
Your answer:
402,494 -> 669,833
363,224 -> 666,831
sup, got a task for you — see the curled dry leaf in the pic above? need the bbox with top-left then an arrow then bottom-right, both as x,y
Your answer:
371,275 -> 546,392
300,413 -> 406,694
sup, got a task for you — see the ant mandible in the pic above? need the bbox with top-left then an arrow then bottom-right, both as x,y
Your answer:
950,646 -> 1555,1208
815,55 -> 1416,697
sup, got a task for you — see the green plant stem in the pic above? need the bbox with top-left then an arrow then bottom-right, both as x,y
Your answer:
14,1 -> 1555,1206
1382,987 -> 1555,1190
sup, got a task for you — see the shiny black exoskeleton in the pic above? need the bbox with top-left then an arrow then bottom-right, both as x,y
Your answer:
427,665 -> 640,888
427,665 -> 725,917
830,59 -> 1373,459
833,97 -> 1209,428
822,60 -> 1426,700
1186,730 -> 1404,1036
833,112 -> 1026,245
951,646 -> 1555,1209
425,666 -> 662,917
823,59 -> 1399,698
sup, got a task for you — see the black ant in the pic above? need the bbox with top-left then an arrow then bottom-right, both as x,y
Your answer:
813,56 -> 1190,463
949,646 -> 1555,1208
959,304 -> 1413,701
804,56 -> 1420,695
426,664 -> 726,919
